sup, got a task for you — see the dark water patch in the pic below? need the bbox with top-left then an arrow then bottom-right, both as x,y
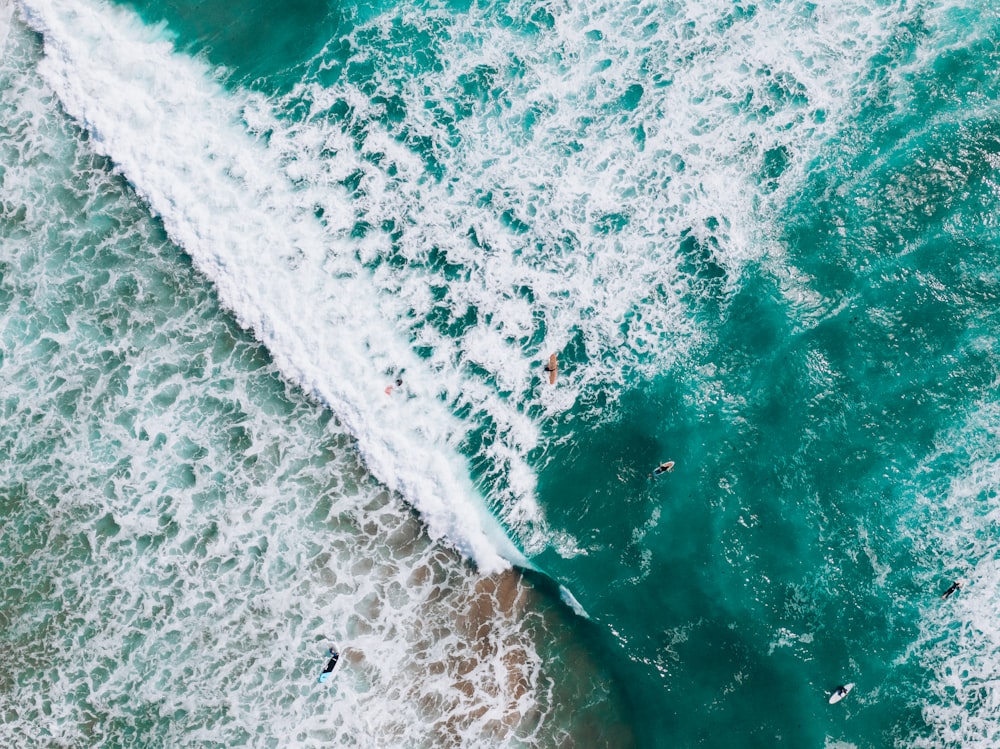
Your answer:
123,0 -> 342,91
618,83 -> 644,112
760,144 -> 789,192
531,258 -> 942,746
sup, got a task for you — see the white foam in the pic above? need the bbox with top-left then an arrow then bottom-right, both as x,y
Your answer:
824,740 -> 858,749
278,0 -> 913,472
0,0 -> 13,48
900,400 -> 1000,747
16,0 -> 523,573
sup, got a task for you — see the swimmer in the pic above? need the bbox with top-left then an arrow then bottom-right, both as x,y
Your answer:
941,581 -> 962,600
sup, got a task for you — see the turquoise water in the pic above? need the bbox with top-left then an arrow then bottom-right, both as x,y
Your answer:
5,0 -> 1000,746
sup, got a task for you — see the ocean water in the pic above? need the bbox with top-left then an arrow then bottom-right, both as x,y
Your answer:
3,0 -> 1000,746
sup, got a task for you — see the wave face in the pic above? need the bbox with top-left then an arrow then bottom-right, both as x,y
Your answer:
8,0 -> 1000,746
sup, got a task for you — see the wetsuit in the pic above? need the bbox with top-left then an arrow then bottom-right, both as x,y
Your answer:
322,651 -> 340,674
941,582 -> 961,600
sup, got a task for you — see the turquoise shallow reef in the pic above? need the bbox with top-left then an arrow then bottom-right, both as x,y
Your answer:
3,0 -> 1000,746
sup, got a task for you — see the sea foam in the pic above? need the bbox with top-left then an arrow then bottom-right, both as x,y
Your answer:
17,0 -> 525,573
906,400 -> 1000,748
260,0 -> 907,554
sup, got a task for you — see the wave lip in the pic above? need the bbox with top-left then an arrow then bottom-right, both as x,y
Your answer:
16,0 -> 524,574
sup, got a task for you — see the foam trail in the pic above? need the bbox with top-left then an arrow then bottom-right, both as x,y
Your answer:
16,0 -> 522,573
904,399 -> 1000,747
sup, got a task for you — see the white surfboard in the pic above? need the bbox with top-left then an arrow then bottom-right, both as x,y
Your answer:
829,683 -> 854,704
317,643 -> 344,684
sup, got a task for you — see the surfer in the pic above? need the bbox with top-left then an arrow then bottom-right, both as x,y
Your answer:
651,461 -> 675,477
832,685 -> 850,701
384,377 -> 403,396
544,354 -> 558,385
941,581 -> 962,600
321,647 -> 340,674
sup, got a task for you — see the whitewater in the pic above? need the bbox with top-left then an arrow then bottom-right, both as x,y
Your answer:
0,0 -> 627,745
15,0 -> 532,574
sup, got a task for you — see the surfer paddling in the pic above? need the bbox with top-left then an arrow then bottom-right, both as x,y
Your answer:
322,647 -> 340,675
544,354 -> 558,385
941,581 -> 962,600
829,684 -> 852,704
317,643 -> 343,684
650,461 -> 675,478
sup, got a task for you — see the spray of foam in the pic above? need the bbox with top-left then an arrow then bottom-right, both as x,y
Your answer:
900,397 -> 1000,748
0,1 -> 12,46
15,0 -> 524,573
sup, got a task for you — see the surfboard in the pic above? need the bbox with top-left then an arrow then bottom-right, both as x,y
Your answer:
652,461 -> 675,476
317,643 -> 344,684
828,683 -> 854,704
546,354 -> 558,384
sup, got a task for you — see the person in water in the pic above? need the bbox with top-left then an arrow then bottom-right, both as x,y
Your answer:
544,354 -> 558,384
651,461 -> 675,477
941,581 -> 962,600
322,647 -> 340,674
